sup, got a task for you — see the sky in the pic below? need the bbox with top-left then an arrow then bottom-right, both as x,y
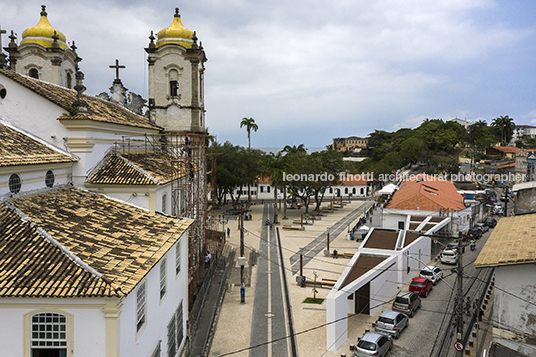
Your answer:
2,0 -> 536,149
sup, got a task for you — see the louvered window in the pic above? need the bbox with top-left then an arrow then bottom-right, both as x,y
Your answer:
136,281 -> 146,332
160,258 -> 167,300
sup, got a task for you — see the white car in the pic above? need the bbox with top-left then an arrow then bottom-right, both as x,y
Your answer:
440,249 -> 458,265
420,265 -> 443,285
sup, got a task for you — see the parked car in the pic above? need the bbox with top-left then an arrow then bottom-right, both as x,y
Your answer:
440,249 -> 459,264
489,197 -> 498,204
475,223 -> 489,233
467,227 -> 482,239
484,218 -> 497,228
392,291 -> 421,317
492,204 -> 504,215
353,331 -> 392,357
373,310 -> 409,339
409,277 -> 433,297
444,242 -> 459,251
420,265 -> 443,285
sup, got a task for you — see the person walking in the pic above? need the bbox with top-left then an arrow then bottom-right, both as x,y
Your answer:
465,297 -> 471,316
205,251 -> 212,270
227,227 -> 230,237
470,239 -> 476,251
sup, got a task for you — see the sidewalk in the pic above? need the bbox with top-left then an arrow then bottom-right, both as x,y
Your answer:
209,198 -> 378,356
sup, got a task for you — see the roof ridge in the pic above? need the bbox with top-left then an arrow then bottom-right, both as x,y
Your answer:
5,201 -> 105,280
116,152 -> 161,184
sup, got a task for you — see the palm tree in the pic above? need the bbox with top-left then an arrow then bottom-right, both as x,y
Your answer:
240,117 -> 259,149
491,116 -> 515,145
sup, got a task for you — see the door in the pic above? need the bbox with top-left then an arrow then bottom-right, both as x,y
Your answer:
355,282 -> 370,315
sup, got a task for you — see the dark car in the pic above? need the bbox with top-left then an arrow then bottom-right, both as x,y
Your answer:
489,197 -> 498,204
467,227 -> 482,239
484,218 -> 497,228
409,277 -> 433,297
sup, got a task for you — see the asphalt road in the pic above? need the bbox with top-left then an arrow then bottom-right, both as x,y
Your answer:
387,227 -> 494,357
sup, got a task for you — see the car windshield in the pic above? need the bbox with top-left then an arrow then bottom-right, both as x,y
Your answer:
378,317 -> 394,324
394,296 -> 409,304
421,270 -> 432,276
411,282 -> 424,287
357,340 -> 376,351
443,251 -> 455,257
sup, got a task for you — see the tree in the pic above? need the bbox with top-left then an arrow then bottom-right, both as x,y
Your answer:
240,117 -> 259,149
491,115 -> 515,145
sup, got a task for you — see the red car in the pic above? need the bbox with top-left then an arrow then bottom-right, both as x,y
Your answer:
409,277 -> 433,297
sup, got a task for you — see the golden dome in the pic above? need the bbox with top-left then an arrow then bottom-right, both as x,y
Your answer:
21,6 -> 68,49
156,8 -> 195,49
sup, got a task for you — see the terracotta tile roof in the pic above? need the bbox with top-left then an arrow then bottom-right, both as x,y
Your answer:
474,214 -> 536,268
0,122 -> 76,167
87,151 -> 184,185
0,69 -> 159,130
386,173 -> 465,211
0,204 -> 118,298
490,146 -> 520,154
1,187 -> 193,298
495,162 -> 516,169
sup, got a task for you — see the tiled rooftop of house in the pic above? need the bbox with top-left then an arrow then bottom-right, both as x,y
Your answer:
0,187 -> 193,298
386,173 -> 465,211
0,122 -> 76,167
87,151 -> 185,185
474,213 -> 536,268
0,69 -> 159,130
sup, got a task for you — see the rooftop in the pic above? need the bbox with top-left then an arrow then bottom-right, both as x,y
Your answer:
0,187 -> 193,298
474,213 -> 536,268
0,122 -> 76,167
386,173 -> 465,211
0,69 -> 159,131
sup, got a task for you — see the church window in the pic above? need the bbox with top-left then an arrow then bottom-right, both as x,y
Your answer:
29,68 -> 39,79
175,239 -> 181,276
136,281 -> 147,333
9,174 -> 21,194
45,170 -> 55,188
0,84 -> 6,100
169,69 -> 179,97
345,188 -> 348,194
162,193 -> 168,214
31,312 -> 67,356
260,186 -> 263,193
170,81 -> 179,97
160,257 -> 167,300
66,73 -> 72,89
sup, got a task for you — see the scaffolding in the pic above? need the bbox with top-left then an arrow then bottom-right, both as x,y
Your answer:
168,132 -> 211,306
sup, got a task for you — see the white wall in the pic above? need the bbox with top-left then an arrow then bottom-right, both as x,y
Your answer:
0,298 -> 107,357
0,164 -> 72,197
119,232 -> 188,356
493,263 -> 536,356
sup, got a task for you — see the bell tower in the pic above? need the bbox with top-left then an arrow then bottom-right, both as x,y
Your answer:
6,5 -> 80,88
145,8 -> 207,132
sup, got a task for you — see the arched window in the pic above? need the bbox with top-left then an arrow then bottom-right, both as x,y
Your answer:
66,73 -> 72,89
352,188 -> 356,194
45,170 -> 55,188
29,68 -> 39,79
9,174 -> 21,194
31,312 -> 67,355
345,188 -> 348,194
0,83 -> 6,100
162,193 -> 168,214
169,69 -> 179,97
267,186 -> 271,193
360,188 -> 364,195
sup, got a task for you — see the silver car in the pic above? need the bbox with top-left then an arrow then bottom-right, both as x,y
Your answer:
392,291 -> 421,317
354,331 -> 392,357
420,265 -> 443,285
373,310 -> 409,339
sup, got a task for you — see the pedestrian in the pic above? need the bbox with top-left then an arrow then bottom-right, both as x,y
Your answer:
370,216 -> 372,224
227,227 -> 230,237
205,251 -> 211,269
465,297 -> 471,316
470,239 -> 476,251
269,221 -> 273,230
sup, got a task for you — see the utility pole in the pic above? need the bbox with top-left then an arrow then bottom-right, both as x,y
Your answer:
455,231 -> 464,357
240,206 -> 245,303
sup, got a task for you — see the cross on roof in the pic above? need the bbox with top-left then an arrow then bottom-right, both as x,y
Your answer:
109,59 -> 125,80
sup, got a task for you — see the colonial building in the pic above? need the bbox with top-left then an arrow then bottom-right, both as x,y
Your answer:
0,5 -> 210,356
332,136 -> 368,152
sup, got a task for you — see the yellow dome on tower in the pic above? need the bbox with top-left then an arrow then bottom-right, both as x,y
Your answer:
156,8 -> 195,49
21,5 -> 68,49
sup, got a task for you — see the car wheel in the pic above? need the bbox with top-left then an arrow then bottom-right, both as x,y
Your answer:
395,332 -> 399,339
409,310 -> 414,318
419,302 -> 422,308
425,290 -> 429,298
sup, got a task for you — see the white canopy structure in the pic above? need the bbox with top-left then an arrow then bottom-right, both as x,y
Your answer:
378,183 -> 397,195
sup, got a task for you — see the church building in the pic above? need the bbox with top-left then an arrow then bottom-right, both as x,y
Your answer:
1,5 -> 209,357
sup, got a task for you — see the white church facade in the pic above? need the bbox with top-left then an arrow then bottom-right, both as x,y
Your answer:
0,5 -> 207,357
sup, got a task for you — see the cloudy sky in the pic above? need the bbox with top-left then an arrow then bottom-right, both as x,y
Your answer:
3,1 -> 536,149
